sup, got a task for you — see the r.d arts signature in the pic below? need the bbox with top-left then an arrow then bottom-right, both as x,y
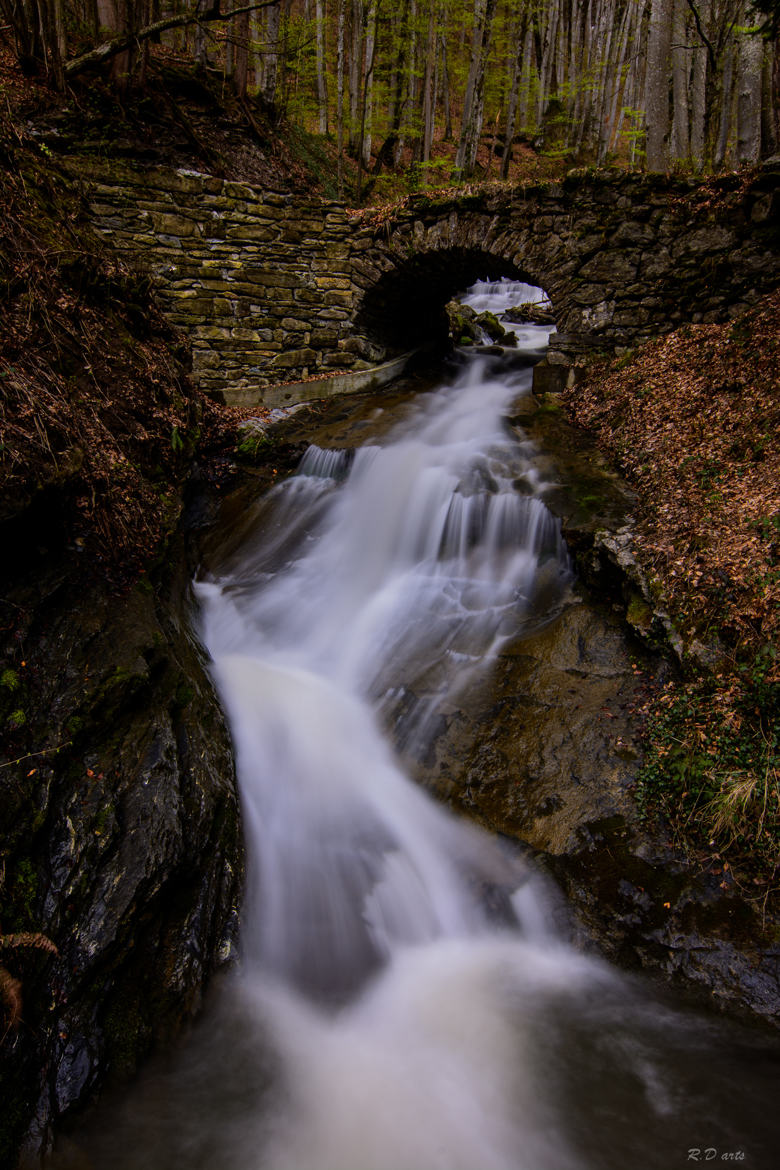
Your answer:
688,1151 -> 745,1162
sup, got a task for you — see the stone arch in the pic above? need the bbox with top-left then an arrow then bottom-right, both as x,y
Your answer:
352,243 -> 555,354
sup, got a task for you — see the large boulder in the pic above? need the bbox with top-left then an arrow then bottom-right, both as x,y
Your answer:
474,310 -> 518,347
0,552 -> 243,1165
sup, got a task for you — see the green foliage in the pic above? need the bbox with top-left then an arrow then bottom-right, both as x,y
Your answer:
7,858 -> 40,923
638,674 -> 779,876
236,427 -> 276,463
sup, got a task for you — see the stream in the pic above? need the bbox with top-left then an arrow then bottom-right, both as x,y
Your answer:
73,282 -> 779,1170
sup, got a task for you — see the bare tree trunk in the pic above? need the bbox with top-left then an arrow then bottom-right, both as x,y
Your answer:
96,0 -> 128,81
456,0 -> 487,172
337,0 -> 346,195
605,0 -> 647,159
598,0 -> 632,163
421,3 -> 437,172
644,0 -> 673,170
500,9 -> 528,179
455,0 -> 497,178
263,1 -> 281,105
715,41 -> 735,165
402,0 -> 419,161
360,0 -> 377,166
670,0 -> 691,162
194,0 -> 208,65
517,24 -> 535,138
689,0 -> 709,167
349,0 -> 364,150
735,21 -> 763,164
316,0 -> 328,132
761,36 -> 778,157
233,8 -> 250,97
440,30 -> 453,140
535,0 -> 557,126
50,0 -> 67,86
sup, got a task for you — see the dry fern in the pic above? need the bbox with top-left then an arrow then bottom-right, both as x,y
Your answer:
0,931 -> 58,1039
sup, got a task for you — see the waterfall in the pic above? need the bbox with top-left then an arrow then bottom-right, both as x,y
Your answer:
193,305 -> 600,1167
77,283 -> 778,1170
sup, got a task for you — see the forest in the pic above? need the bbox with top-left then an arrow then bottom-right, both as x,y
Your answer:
2,0 -> 779,197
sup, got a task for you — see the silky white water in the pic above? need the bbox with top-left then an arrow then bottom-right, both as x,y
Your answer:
192,292 -> 605,1167
74,283 -> 779,1170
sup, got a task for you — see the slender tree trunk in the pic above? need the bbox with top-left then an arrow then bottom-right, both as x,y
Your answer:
360,0 -> 377,166
735,22 -> 763,164
689,0 -> 709,167
517,24 -> 535,138
440,31 -> 453,140
644,0 -> 673,170
349,0 -> 364,150
604,0 -> 645,159
670,0 -> 691,162
403,0 -> 419,161
316,0 -> 328,132
233,10 -> 250,96
50,0 -> 67,87
535,0 -> 556,126
501,10 -> 528,179
598,0 -> 632,162
456,0 -> 487,172
760,37 -> 778,157
421,3 -> 437,171
263,1 -> 281,105
337,0 -> 346,195
455,0 -> 497,178
715,41 -> 735,165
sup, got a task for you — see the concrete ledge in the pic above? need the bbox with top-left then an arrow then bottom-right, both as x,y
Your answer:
221,351 -> 418,408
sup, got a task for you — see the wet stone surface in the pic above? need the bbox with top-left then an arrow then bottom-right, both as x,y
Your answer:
237,367 -> 780,1027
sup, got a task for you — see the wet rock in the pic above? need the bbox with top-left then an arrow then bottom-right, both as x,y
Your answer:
444,300 -> 479,345
0,548 -> 243,1161
505,301 -> 555,326
591,526 -> 684,656
474,310 -> 517,347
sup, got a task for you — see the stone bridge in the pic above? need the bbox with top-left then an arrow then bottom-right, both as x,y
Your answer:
81,160 -> 780,405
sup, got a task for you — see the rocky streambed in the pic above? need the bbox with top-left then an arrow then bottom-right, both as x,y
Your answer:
2,356 -> 778,1168
218,366 -> 780,1026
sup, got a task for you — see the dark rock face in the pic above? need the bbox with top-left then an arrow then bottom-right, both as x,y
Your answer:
0,552 -> 242,1166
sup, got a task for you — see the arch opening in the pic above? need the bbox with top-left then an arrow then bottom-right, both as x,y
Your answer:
353,248 -> 553,356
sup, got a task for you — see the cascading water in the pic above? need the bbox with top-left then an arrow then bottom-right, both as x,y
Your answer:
192,287 -> 600,1169
78,281 -> 779,1170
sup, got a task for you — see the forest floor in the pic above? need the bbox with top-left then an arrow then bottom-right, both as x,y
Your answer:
1,46 -> 777,899
563,300 -> 780,899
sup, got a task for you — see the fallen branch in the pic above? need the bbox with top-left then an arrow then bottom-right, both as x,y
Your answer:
64,2 -> 281,78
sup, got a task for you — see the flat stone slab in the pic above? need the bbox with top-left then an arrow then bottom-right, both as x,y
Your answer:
221,351 -> 418,408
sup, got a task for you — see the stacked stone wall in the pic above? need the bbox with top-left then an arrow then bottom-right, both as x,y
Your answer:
79,162 -> 363,400
78,160 -> 780,403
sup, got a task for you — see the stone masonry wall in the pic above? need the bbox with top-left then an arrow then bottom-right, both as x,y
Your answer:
79,162 -> 363,401
351,162 -> 780,370
78,159 -> 780,404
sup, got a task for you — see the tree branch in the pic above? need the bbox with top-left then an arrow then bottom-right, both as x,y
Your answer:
683,0 -> 718,72
64,2 -> 281,78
